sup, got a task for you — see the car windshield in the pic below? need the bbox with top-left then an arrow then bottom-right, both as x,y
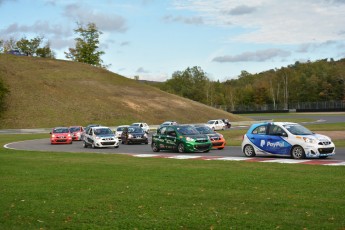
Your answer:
207,120 -> 215,124
94,128 -> 113,135
117,127 -> 126,131
195,126 -> 215,134
69,127 -> 81,132
176,126 -> 199,135
53,128 -> 69,133
128,127 -> 143,133
283,124 -> 313,135
131,123 -> 140,127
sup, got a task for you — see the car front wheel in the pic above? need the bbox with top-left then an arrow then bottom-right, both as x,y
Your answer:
152,142 -> 160,152
243,144 -> 256,157
291,146 -> 305,159
83,141 -> 88,148
177,143 -> 185,153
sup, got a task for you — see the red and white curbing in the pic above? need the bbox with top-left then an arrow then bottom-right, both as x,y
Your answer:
132,154 -> 345,166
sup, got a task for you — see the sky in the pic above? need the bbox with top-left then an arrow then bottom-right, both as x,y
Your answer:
1,0 -> 345,82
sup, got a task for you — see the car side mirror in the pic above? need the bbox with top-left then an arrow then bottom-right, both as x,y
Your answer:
281,132 -> 288,137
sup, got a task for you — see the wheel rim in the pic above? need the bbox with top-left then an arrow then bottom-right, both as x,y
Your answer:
152,143 -> 158,152
244,145 -> 254,157
292,146 -> 304,159
178,143 -> 184,153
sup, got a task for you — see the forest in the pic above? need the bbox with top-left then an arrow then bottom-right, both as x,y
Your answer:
152,59 -> 345,112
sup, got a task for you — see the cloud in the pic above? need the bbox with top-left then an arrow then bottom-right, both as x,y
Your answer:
120,41 -> 130,46
0,21 -> 72,37
212,48 -> 291,62
172,0 -> 345,44
136,67 -> 150,73
163,15 -> 204,25
224,5 -> 256,15
296,40 -> 342,53
63,3 -> 127,33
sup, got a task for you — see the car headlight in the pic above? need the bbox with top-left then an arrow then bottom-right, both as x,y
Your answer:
128,134 -> 133,138
144,133 -> 148,138
303,137 -> 315,143
186,137 -> 195,142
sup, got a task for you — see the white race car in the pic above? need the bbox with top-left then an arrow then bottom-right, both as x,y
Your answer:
241,122 -> 335,159
83,126 -> 119,149
205,119 -> 226,131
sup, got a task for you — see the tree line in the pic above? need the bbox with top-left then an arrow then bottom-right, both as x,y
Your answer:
153,59 -> 345,111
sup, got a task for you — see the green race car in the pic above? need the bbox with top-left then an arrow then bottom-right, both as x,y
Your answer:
151,125 -> 212,153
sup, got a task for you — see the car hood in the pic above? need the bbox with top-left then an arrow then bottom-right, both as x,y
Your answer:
128,132 -> 145,135
53,133 -> 69,136
205,133 -> 220,137
296,133 -> 331,142
96,134 -> 115,138
184,134 -> 208,140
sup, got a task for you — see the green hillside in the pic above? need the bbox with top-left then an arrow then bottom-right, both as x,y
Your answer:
0,55 -> 246,128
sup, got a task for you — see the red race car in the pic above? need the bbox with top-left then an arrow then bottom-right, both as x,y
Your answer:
50,127 -> 72,144
69,126 -> 84,141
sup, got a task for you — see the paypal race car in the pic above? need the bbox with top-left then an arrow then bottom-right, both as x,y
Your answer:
241,122 -> 335,159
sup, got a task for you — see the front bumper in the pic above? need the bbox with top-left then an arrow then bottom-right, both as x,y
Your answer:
51,137 -> 72,144
128,137 -> 148,144
94,137 -> 119,148
304,144 -> 336,158
185,142 -> 212,153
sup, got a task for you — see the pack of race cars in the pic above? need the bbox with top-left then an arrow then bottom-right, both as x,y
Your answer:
50,120 -> 336,159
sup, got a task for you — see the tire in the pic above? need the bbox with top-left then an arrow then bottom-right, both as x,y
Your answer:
151,142 -> 160,152
243,144 -> 256,157
92,142 -> 96,149
204,149 -> 210,153
291,146 -> 305,159
83,141 -> 88,148
217,147 -> 224,150
115,145 -> 119,148
319,156 -> 328,159
177,143 -> 185,153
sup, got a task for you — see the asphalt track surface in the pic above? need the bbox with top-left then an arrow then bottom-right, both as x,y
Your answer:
4,136 -> 345,162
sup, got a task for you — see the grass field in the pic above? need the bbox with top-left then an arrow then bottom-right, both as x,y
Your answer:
0,134 -> 345,229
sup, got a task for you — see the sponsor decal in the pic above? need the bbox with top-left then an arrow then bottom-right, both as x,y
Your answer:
267,141 -> 285,148
260,139 -> 285,148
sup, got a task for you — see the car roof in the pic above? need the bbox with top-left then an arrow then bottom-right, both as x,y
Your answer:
91,126 -> 110,130
249,122 -> 299,130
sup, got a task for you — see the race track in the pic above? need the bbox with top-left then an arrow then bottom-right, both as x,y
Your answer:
4,137 -> 345,166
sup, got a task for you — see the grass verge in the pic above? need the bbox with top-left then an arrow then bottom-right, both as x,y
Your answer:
0,134 -> 345,229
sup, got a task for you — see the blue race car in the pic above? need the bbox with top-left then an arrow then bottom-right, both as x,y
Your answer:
241,122 -> 335,159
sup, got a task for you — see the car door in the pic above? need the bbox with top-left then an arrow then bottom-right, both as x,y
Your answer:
246,124 -> 268,153
165,127 -> 178,150
85,128 -> 94,145
265,124 -> 292,155
153,127 -> 167,149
